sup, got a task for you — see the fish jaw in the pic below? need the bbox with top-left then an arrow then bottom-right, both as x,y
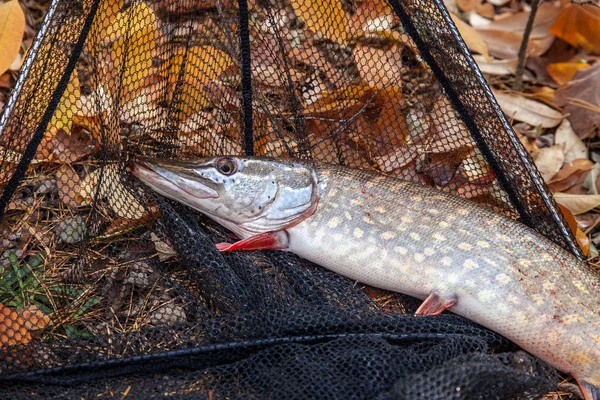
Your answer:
132,161 -> 219,202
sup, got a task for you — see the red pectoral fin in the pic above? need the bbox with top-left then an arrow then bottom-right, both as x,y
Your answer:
577,379 -> 600,400
415,293 -> 457,316
216,231 -> 289,252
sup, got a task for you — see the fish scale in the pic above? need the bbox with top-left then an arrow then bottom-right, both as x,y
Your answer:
132,156 -> 600,399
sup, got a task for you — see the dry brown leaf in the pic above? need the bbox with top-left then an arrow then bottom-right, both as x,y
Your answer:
426,95 -> 476,153
288,0 -> 347,45
347,0 -> 394,35
472,55 -> 517,76
457,0 -> 481,12
56,165 -> 83,209
554,192 -> 600,215
0,303 -> 32,347
576,227 -> 590,256
76,85 -> 112,117
493,90 -> 564,128
547,158 -> 593,193
459,148 -> 492,183
372,146 -> 419,173
79,166 -> 146,218
484,4 -> 561,38
0,0 -> 25,76
554,63 -> 600,139
532,145 -> 565,181
450,13 -> 490,61
255,132 -> 299,157
353,45 -> 403,89
289,43 -> 345,87
303,85 -> 371,118
477,29 -> 554,60
150,232 -> 177,261
550,4 -> 600,53
19,306 -> 50,331
547,62 -> 590,85
555,119 -> 588,163
475,3 -> 495,19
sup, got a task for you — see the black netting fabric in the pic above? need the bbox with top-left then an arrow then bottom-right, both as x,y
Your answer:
0,0 -> 580,398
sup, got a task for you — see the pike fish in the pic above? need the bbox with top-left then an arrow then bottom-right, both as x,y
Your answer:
132,156 -> 600,399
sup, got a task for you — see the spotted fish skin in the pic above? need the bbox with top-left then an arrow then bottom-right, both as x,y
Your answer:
287,164 -> 600,397
132,157 -> 600,399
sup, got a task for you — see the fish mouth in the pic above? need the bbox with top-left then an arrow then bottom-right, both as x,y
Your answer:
131,159 -> 219,200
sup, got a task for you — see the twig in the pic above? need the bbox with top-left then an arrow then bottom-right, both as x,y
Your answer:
512,0 -> 542,91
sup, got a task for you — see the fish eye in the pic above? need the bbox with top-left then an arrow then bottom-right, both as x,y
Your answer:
216,157 -> 237,176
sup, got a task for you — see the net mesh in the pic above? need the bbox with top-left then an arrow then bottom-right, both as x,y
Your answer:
0,0 -> 581,398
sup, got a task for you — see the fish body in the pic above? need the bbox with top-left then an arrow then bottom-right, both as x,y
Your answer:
132,156 -> 600,399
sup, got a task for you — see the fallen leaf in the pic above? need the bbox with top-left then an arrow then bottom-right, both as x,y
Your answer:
532,145 -> 564,181
0,0 -> 25,75
473,55 -> 517,76
288,0 -> 347,45
584,162 -> 600,195
554,192 -> 600,215
493,90 -> 564,128
550,4 -> 600,53
576,227 -> 590,256
0,303 -> 32,347
289,43 -> 345,87
426,95 -> 476,152
51,130 -> 95,163
353,45 -> 403,89
162,45 -> 234,119
459,148 -> 492,183
457,0 -> 480,12
474,4 -> 560,59
56,165 -> 82,208
49,69 -> 80,135
150,232 -> 177,261
555,119 -> 588,163
19,306 -> 50,331
450,13 -> 490,61
554,63 -> 600,138
79,166 -> 146,218
475,3 -> 495,19
547,158 -> 593,193
76,85 -> 112,117
547,62 -> 590,85
103,3 -> 158,102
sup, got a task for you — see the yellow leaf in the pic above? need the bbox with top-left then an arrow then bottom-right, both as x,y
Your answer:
0,0 -> 25,75
550,4 -> 600,52
163,46 -> 234,119
104,3 -> 158,101
49,69 -> 81,134
88,0 -> 124,49
288,0 -> 347,45
546,62 -> 590,85
450,13 -> 490,61
102,2 -> 155,45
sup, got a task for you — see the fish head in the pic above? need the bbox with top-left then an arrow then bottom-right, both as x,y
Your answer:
131,156 -> 319,237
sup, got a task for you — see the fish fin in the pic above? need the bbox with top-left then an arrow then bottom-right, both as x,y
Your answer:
577,379 -> 600,400
216,231 -> 289,252
415,293 -> 456,316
